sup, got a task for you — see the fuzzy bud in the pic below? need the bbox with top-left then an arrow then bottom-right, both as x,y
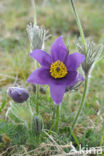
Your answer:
26,23 -> 51,51
76,39 -> 104,76
7,87 -> 29,103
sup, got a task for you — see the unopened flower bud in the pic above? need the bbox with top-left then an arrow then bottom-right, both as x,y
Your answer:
32,115 -> 43,135
76,39 -> 104,76
26,23 -> 51,51
7,87 -> 29,103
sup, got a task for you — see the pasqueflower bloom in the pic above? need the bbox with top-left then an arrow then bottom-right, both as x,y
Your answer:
27,36 -> 85,104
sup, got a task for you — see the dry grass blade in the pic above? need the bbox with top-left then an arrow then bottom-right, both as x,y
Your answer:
0,145 -> 17,156
43,130 -> 65,153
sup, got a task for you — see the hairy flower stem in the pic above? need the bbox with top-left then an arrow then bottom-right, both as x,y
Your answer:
70,0 -> 89,129
72,75 -> 89,129
48,105 -> 60,133
31,0 -> 39,115
31,0 -> 37,25
55,105 -> 60,132
31,0 -> 38,69
36,85 -> 39,115
26,103 -> 33,130
36,135 -> 39,145
70,0 -> 87,53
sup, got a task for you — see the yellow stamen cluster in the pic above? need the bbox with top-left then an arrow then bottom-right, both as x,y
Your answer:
50,60 -> 68,79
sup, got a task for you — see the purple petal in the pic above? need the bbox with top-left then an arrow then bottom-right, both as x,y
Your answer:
30,49 -> 51,68
50,36 -> 68,62
76,73 -> 84,82
49,71 -> 77,86
66,52 -> 85,71
27,67 -> 77,87
50,84 -> 65,105
63,71 -> 77,86
67,73 -> 84,88
27,68 -> 51,85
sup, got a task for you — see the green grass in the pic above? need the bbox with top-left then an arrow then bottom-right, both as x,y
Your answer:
0,0 -> 104,155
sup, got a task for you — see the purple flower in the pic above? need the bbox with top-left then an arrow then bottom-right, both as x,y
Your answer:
27,36 -> 85,105
7,87 -> 29,103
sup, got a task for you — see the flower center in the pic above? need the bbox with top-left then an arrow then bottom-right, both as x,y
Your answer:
50,60 -> 68,79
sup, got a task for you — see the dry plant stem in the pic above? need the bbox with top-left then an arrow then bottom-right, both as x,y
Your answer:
72,75 -> 89,129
